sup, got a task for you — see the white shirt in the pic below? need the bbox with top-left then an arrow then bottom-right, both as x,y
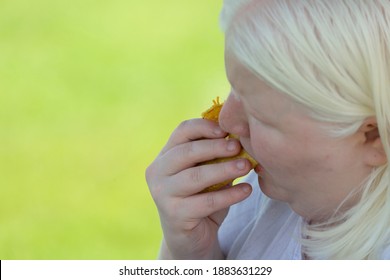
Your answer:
218,171 -> 390,259
218,171 -> 303,259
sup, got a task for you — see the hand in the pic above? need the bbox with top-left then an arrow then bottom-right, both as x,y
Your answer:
146,118 -> 253,259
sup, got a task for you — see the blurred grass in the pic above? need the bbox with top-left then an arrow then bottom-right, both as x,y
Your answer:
0,0 -> 228,259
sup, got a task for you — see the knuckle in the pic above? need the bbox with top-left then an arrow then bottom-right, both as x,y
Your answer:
189,166 -> 203,185
180,141 -> 196,159
205,193 -> 217,211
145,163 -> 165,202
169,120 -> 191,141
145,163 -> 156,183
177,119 -> 192,132
149,183 -> 163,203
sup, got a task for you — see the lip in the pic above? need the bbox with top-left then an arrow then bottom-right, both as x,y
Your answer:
254,164 -> 264,177
254,164 -> 262,173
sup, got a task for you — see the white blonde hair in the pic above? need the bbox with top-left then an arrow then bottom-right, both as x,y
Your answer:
221,0 -> 390,259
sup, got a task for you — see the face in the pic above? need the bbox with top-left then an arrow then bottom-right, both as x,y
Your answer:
219,53 -> 373,222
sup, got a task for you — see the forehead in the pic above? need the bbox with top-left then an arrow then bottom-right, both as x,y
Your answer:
224,51 -> 313,121
225,52 -> 255,91
225,51 -> 273,98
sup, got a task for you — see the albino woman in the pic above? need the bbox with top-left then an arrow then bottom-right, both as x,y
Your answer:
146,0 -> 390,259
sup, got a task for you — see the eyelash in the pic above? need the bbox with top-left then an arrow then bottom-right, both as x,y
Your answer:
250,114 -> 263,125
249,112 -> 273,129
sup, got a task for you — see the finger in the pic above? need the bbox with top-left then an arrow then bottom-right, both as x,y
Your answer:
160,137 -> 241,175
181,183 -> 253,219
168,158 -> 253,196
160,119 -> 227,156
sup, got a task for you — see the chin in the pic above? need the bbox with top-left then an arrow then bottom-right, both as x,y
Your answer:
258,176 -> 273,198
257,175 -> 284,202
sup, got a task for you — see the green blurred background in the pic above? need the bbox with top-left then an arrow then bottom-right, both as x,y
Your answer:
0,0 -> 228,259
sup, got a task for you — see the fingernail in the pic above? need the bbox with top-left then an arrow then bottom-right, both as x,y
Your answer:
214,127 -> 224,136
227,140 -> 237,151
241,185 -> 252,193
236,159 -> 246,170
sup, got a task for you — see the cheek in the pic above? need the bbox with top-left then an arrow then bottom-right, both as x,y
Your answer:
247,119 -> 333,180
250,132 -> 316,177
250,132 -> 286,170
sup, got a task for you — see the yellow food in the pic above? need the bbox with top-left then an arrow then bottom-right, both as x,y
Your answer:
201,96 -> 224,122
200,97 -> 258,192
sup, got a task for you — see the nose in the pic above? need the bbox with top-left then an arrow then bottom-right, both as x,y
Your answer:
219,92 -> 250,137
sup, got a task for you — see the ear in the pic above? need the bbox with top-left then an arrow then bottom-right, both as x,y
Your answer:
359,117 -> 387,167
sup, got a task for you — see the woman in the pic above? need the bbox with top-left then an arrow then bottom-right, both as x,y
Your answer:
146,0 -> 390,259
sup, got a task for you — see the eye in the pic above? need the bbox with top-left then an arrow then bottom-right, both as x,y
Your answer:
250,115 -> 263,125
249,111 -> 273,128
